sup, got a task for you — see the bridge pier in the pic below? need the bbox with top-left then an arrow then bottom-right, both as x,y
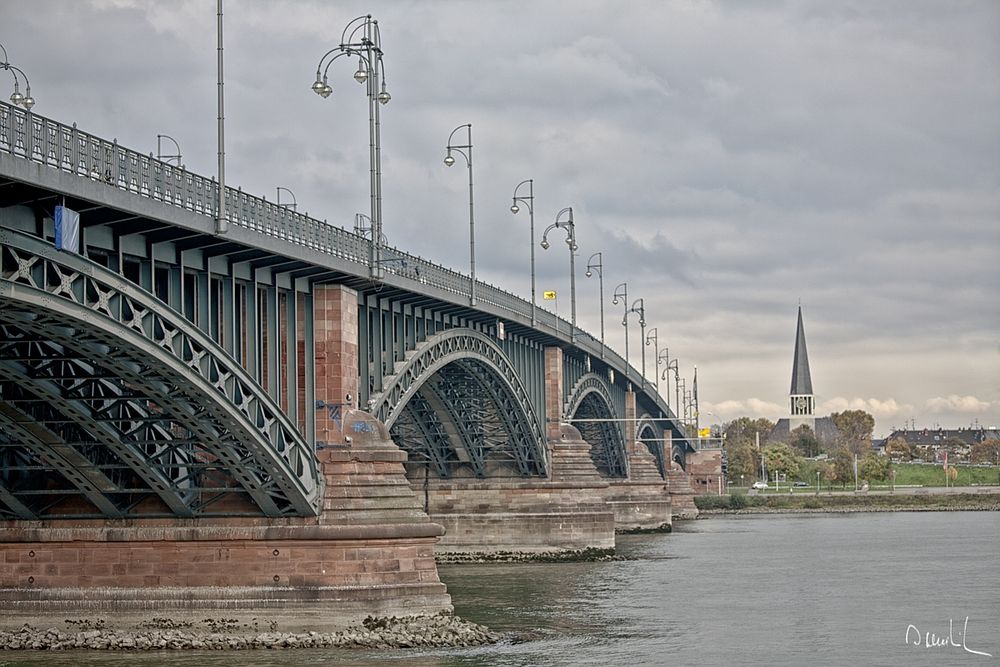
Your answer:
0,410 -> 453,632
604,390 -> 673,531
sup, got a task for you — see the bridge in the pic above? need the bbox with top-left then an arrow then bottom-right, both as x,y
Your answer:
0,100 -> 702,625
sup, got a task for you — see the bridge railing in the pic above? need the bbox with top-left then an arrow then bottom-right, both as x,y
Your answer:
0,101 -> 685,436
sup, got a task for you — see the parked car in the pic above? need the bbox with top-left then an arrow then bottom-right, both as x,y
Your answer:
793,481 -> 809,487
751,481 -> 768,489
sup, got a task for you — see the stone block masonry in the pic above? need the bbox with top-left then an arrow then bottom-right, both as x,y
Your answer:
0,410 -> 453,633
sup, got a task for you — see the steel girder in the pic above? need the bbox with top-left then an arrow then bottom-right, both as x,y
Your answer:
564,373 -> 627,478
636,416 -> 666,477
0,229 -> 320,519
369,329 -> 546,478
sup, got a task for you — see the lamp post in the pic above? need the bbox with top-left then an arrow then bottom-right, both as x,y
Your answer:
156,134 -> 183,167
444,123 -> 476,306
510,179 -> 536,325
612,283 -> 629,380
354,212 -> 387,245
312,14 -> 391,279
540,207 -> 578,341
646,327 -> 659,395
627,298 -> 646,387
585,252 -> 604,356
276,187 -> 297,211
658,347 -> 678,412
1,42 -> 35,110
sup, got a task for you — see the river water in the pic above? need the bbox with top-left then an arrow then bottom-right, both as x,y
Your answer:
2,511 -> 998,666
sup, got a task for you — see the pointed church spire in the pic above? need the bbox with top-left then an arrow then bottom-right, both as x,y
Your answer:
790,306 -> 813,395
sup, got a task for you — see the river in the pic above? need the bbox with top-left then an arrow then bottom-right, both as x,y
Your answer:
2,511 -> 998,666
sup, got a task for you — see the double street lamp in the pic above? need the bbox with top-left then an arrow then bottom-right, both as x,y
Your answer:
659,347 -> 679,414
628,298 -> 647,386
540,207 -> 577,341
646,327 -> 660,394
444,123 -> 476,306
612,283 -> 629,380
585,252 -> 604,356
510,179 -> 535,324
1,42 -> 35,110
312,14 -> 391,279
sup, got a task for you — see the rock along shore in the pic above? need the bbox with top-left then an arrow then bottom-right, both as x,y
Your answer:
0,612 -> 500,651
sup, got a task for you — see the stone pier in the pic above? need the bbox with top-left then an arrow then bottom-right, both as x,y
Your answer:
0,417 -> 453,629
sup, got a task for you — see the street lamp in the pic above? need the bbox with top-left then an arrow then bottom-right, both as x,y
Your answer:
612,282 -> 629,380
585,252 -> 604,356
156,134 -> 183,167
658,347 -> 678,412
1,42 -> 35,110
511,179 -> 536,325
627,298 -> 647,387
646,327 -> 660,395
276,186 -> 297,211
540,207 -> 578,341
312,14 -> 391,280
444,123 -> 476,306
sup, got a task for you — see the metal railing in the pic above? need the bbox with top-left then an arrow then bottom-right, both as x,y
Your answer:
0,101 -> 684,435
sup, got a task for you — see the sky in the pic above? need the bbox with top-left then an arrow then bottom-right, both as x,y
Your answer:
2,0 -> 998,437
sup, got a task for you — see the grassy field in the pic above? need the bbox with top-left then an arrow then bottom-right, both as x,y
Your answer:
694,492 -> 1000,512
888,462 -> 1000,487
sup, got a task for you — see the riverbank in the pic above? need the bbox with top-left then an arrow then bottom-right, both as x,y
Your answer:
0,612 -> 500,651
695,491 -> 1000,514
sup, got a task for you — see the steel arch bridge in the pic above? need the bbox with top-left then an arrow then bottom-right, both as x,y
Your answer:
0,228 -> 320,519
0,100 -> 695,520
370,329 -> 547,479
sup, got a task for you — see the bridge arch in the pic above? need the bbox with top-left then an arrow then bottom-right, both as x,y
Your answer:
564,372 -> 627,477
369,329 -> 547,478
0,229 -> 321,519
636,415 -> 667,477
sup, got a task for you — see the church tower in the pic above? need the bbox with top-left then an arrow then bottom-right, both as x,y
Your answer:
789,306 -> 815,431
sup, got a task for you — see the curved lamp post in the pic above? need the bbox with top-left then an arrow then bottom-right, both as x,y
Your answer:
612,282 -> 629,380
276,187 -> 297,211
510,179 -> 535,324
585,252 -> 604,356
156,134 -> 182,167
354,212 -> 387,245
627,298 -> 647,386
444,123 -> 475,306
646,327 -> 659,394
659,347 -> 679,413
312,14 -> 391,279
1,42 -> 35,110
540,207 -> 577,341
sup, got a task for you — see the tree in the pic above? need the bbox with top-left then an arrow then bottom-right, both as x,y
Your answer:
859,453 -> 890,482
829,449 -> 854,489
722,416 -> 776,483
763,442 -> 802,480
789,424 -> 820,458
885,436 -> 912,461
971,438 -> 1000,465
830,410 -> 875,456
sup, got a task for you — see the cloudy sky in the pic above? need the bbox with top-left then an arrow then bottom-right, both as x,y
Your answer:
3,1 -> 998,436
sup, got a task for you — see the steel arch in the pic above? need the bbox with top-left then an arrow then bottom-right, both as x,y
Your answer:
0,229 -> 321,518
564,372 -> 627,478
370,329 -> 546,478
636,415 -> 666,477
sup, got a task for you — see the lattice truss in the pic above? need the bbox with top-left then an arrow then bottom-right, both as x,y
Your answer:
371,329 -> 546,479
565,373 -> 627,478
0,230 -> 320,519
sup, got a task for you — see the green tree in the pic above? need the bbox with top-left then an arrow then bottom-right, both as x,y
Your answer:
858,453 -> 890,482
722,416 -> 776,483
829,450 -> 854,489
764,442 -> 802,480
831,410 -> 875,456
885,436 -> 912,461
726,441 -> 759,485
971,438 -> 1000,465
789,424 -> 820,458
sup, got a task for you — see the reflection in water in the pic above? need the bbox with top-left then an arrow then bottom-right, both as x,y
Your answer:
2,512 -> 998,666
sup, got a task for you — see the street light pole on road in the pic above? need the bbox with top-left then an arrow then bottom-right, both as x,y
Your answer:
444,123 -> 476,306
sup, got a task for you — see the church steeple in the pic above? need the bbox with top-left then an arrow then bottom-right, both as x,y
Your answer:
789,306 -> 814,418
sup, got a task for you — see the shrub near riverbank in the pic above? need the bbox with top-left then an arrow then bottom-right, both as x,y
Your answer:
694,492 -> 1000,513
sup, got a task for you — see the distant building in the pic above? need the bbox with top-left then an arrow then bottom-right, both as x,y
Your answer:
887,427 -> 998,447
770,307 -> 839,446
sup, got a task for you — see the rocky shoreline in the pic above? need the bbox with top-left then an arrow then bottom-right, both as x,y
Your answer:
436,547 -> 624,563
0,612 -> 500,651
